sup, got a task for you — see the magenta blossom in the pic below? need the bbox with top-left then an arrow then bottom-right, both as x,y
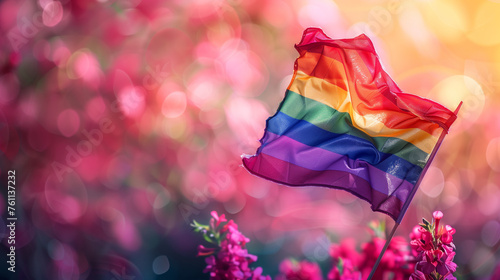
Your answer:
410,211 -> 457,280
327,258 -> 361,280
276,259 -> 323,280
193,211 -> 271,280
409,270 -> 427,280
328,222 -> 413,280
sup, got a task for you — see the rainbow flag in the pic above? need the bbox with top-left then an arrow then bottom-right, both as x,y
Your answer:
243,28 -> 459,222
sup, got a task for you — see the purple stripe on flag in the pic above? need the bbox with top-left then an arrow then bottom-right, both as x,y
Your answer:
243,152 -> 404,220
257,132 -> 414,204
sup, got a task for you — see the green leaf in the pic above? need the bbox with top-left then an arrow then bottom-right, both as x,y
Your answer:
203,234 -> 214,244
191,220 -> 209,232
419,223 -> 429,231
191,220 -> 202,228
380,220 -> 386,232
419,218 -> 432,231
337,257 -> 344,276
367,220 -> 386,239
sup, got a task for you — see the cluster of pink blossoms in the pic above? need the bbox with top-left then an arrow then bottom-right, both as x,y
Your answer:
195,211 -> 460,280
193,211 -> 271,280
327,221 -> 414,280
409,211 -> 457,280
275,259 -> 323,280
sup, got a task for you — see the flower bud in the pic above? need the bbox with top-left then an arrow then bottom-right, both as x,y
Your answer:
433,211 -> 443,237
432,211 -> 443,220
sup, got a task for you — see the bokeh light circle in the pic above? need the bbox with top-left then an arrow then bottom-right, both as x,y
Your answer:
85,97 -> 106,122
161,91 -> 187,118
44,173 -> 88,224
225,96 -> 269,150
42,1 -> 63,27
420,166 -> 445,198
152,255 -> 170,275
57,109 -> 80,137
66,49 -> 101,84
477,184 -> 500,216
298,0 -> 346,36
223,49 -> 269,97
481,220 -> 500,247
117,86 -> 146,118
486,138 -> 500,172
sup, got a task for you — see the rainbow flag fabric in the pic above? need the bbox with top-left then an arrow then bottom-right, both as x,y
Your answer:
243,28 -> 458,222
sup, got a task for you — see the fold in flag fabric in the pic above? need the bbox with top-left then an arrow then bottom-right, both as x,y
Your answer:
243,27 -> 459,223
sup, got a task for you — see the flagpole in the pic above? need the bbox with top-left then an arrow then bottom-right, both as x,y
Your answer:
367,222 -> 399,280
367,102 -> 462,279
367,128 -> 447,279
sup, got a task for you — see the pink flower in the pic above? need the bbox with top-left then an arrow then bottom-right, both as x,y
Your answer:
433,211 -> 443,220
328,235 -> 413,280
439,225 -> 455,245
196,211 -> 271,280
329,238 -> 360,266
410,225 -> 423,241
360,236 -> 385,266
420,231 -> 434,251
328,258 -> 362,280
276,259 -> 323,280
252,267 -> 271,280
436,252 -> 457,277
223,220 -> 250,246
416,260 -> 435,275
210,210 -> 227,229
202,235 -> 261,280
410,211 -> 457,280
409,270 -> 427,280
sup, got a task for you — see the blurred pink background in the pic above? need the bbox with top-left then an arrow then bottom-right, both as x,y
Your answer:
0,0 -> 499,279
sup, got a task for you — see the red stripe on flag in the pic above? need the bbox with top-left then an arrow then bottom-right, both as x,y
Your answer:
294,27 -> 457,133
